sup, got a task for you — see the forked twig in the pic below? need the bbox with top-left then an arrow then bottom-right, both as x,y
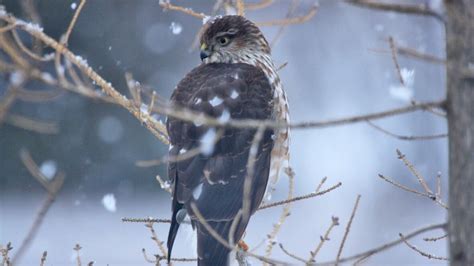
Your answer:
307,216 -> 339,263
399,233 -> 448,261
318,223 -> 446,265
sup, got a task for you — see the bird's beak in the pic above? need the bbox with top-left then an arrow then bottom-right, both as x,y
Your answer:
200,43 -> 211,61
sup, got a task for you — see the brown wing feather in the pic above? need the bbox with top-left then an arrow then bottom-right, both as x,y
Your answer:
167,63 -> 274,265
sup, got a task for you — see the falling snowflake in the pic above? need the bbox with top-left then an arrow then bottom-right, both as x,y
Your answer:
39,160 -> 57,181
169,22 -> 183,35
389,68 -> 415,102
200,128 -> 217,156
71,2 -> 77,10
101,194 -> 117,212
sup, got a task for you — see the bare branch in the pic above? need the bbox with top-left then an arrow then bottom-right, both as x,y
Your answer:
5,113 -> 59,134
39,251 -> 47,266
399,233 -> 448,261
145,222 -> 168,262
13,150 -> 64,263
366,120 -> 447,141
73,244 -> 82,266
317,223 -> 446,265
258,181 -> 342,210
335,195 -> 361,265
345,0 -> 445,22
397,149 -> 435,195
159,1 -> 207,19
245,0 -> 274,11
264,167 -> 295,259
423,234 -> 448,242
278,243 -> 306,263
397,46 -> 445,64
257,3 -> 318,27
308,216 -> 339,263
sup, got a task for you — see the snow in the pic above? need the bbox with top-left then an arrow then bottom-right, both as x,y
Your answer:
140,103 -> 149,114
101,194 -> 117,212
192,183 -> 203,199
169,22 -> 182,35
97,116 -> 124,143
161,180 -> 171,190
389,85 -> 413,102
9,71 -> 25,87
75,55 -> 88,66
194,98 -> 202,105
202,16 -> 212,25
41,72 -> 55,83
39,160 -> 57,181
16,20 -> 44,32
193,115 -> 205,127
179,148 -> 187,154
71,2 -> 77,10
218,109 -> 231,123
400,68 -> 415,86
209,96 -> 223,107
200,128 -> 216,156
374,24 -> 384,32
230,90 -> 239,99
389,68 -> 415,102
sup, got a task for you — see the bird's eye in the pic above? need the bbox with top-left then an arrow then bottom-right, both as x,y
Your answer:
217,36 -> 230,46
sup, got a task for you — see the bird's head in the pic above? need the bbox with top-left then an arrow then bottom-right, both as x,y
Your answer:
199,15 -> 270,64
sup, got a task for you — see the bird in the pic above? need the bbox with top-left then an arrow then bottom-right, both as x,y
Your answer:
166,15 -> 290,265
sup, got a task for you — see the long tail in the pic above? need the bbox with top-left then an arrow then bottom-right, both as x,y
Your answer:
196,220 -> 245,266
167,202 -> 184,263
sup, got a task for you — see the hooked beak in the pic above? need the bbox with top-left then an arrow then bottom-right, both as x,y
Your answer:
200,43 -> 211,61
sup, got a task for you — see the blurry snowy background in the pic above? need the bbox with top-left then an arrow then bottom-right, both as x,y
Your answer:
0,0 -> 447,265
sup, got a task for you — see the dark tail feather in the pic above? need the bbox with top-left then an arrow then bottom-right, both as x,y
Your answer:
196,219 -> 247,266
167,202 -> 184,263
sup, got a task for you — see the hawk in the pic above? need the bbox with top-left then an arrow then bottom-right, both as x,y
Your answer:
166,15 -> 289,265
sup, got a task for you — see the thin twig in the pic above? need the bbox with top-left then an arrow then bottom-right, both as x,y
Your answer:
122,180 -> 341,224
307,216 -> 339,263
5,113 -> 59,134
335,195 -> 361,266
13,150 -> 65,264
159,1 -> 207,19
396,149 -> 433,195
145,222 -> 169,263
74,244 -> 82,266
257,3 -> 318,27
245,0 -> 274,10
317,223 -> 446,265
278,243 -> 306,263
397,46 -> 445,64
345,0 -> 445,22
39,251 -> 47,266
62,0 -> 87,45
423,233 -> 447,242
270,0 -> 300,48
235,0 -> 245,16
399,233 -> 448,261
258,181 -> 342,210
264,167 -> 295,260
190,203 -> 286,265
366,120 -> 447,141
388,36 -> 405,87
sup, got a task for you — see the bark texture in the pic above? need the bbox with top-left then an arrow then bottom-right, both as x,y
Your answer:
446,0 -> 474,265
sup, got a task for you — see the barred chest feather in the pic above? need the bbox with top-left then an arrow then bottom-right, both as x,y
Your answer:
233,52 -> 291,197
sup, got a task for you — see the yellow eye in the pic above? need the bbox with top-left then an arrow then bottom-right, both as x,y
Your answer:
217,36 -> 230,46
